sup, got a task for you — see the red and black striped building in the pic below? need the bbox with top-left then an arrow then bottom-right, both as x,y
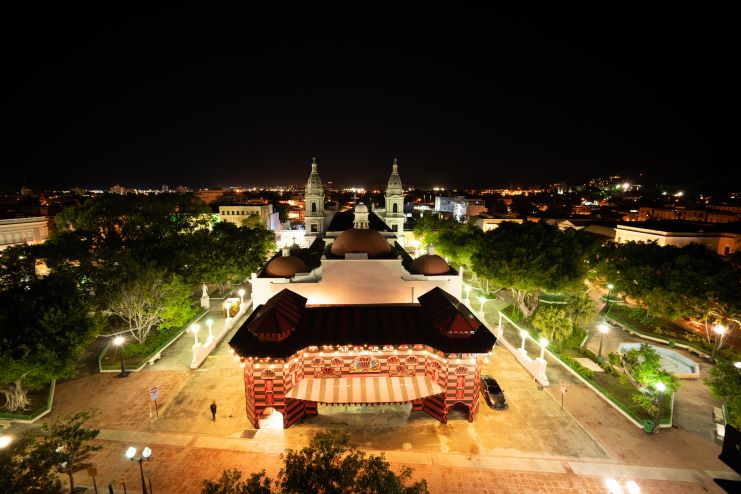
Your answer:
229,287 -> 496,428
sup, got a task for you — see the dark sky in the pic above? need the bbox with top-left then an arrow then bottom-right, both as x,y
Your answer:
4,7 -> 739,190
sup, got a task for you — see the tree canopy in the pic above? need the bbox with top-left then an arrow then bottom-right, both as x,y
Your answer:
412,215 -> 482,270
472,221 -> 588,318
0,275 -> 101,411
202,431 -> 428,494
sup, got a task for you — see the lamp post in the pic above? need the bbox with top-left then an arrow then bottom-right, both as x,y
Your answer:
463,285 -> 471,304
125,446 -> 152,494
539,338 -> 548,359
519,330 -> 528,350
191,324 -> 200,345
238,288 -> 245,306
605,283 -> 614,313
477,295 -> 486,316
734,361 -> 741,370
0,434 -> 12,449
712,324 -> 727,359
114,336 -> 129,378
598,323 -> 609,359
224,301 -> 232,319
206,319 -> 213,340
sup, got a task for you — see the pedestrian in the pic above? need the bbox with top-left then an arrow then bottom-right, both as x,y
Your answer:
210,400 -> 217,421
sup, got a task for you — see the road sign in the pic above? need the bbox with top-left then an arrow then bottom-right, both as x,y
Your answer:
560,379 -> 567,394
149,385 -> 159,401
87,465 -> 97,477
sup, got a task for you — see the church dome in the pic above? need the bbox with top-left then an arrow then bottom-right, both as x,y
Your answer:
330,228 -> 392,258
265,256 -> 307,277
410,254 -> 450,275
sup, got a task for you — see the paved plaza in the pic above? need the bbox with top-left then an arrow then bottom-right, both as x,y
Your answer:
10,286 -> 740,493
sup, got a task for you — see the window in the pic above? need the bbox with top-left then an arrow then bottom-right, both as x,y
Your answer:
312,202 -> 317,213
392,203 -> 398,213
311,224 -> 318,232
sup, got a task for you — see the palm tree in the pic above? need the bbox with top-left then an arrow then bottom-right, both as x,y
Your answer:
565,292 -> 596,330
531,306 -> 573,346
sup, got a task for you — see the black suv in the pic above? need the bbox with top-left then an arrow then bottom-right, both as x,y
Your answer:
480,375 -> 507,410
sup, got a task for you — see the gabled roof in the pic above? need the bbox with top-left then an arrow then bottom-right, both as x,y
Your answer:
418,287 -> 479,338
229,288 -> 495,358
242,290 -> 307,341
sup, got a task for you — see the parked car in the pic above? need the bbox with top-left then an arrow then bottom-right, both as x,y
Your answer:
480,375 -> 507,410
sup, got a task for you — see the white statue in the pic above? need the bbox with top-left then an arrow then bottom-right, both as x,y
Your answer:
202,284 -> 208,298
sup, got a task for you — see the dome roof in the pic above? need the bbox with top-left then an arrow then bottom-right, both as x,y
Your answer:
410,254 -> 450,275
355,203 -> 368,213
330,228 -> 392,258
265,256 -> 308,277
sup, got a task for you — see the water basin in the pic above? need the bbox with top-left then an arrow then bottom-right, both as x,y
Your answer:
617,343 -> 699,379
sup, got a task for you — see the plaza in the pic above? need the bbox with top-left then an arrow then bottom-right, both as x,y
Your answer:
21,287 -> 737,493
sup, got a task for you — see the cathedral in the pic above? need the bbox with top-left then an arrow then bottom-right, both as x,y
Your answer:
230,159 -> 496,429
303,157 -> 405,241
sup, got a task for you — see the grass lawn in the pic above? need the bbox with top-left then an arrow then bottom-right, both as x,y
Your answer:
100,325 -> 182,368
607,304 -> 709,350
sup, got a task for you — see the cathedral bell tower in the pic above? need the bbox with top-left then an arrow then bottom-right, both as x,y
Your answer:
304,157 -> 325,234
384,159 -> 405,234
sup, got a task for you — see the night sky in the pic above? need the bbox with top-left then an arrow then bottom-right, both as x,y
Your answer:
5,8 -> 739,190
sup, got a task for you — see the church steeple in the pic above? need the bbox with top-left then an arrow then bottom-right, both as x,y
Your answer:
305,157 -> 325,235
384,158 -> 405,234
386,158 -> 403,194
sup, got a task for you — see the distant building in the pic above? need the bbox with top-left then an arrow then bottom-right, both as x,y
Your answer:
219,204 -> 275,229
637,207 -> 740,224
109,185 -> 127,195
615,224 -> 739,256
473,216 -> 523,232
196,189 -> 227,204
0,217 -> 51,251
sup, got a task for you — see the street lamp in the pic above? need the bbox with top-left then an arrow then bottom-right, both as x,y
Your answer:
539,338 -> 548,359
605,283 -> 614,313
655,381 -> 666,393
597,323 -> 609,359
206,319 -> 213,340
224,301 -> 232,319
519,330 -> 528,350
712,324 -> 727,358
114,336 -> 129,378
238,288 -> 245,306
191,324 -> 200,345
477,295 -> 486,316
0,434 -> 12,449
463,284 -> 471,304
734,361 -> 741,369
125,446 -> 152,494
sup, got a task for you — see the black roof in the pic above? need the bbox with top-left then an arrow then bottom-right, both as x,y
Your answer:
229,288 -> 496,359
326,211 -> 393,232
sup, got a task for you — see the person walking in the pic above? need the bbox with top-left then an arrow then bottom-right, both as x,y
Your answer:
210,401 -> 217,421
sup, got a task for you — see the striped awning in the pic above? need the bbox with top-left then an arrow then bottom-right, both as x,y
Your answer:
285,376 -> 444,404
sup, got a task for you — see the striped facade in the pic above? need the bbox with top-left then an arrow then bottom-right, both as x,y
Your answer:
242,347 -> 483,429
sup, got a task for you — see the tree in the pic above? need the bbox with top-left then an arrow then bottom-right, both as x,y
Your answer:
106,266 -> 194,344
530,306 -> 573,348
202,431 -> 429,494
0,275 -> 101,411
621,344 -> 679,427
202,469 -> 272,494
472,221 -> 587,319
413,215 -> 482,271
186,222 -> 275,293
278,431 -> 428,494
41,410 -> 102,493
0,428 -> 63,493
564,292 -> 595,330
704,358 -> 741,430
0,410 -> 101,493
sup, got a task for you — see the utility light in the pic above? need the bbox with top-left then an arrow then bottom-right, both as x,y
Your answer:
125,447 -> 136,459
